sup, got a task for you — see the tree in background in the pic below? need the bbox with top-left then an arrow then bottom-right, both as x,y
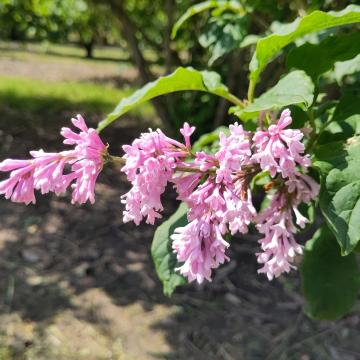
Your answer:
104,0 -> 355,134
0,0 -> 356,133
0,0 -> 119,58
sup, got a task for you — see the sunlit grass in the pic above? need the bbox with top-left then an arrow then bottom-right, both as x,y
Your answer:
0,75 -> 154,121
0,40 -> 129,64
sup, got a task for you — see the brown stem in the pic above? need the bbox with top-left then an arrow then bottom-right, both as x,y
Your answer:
107,155 -> 262,178
107,155 -> 216,173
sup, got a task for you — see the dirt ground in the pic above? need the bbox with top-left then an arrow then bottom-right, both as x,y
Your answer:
0,45 -> 359,360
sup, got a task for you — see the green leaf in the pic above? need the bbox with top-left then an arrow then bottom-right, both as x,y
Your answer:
199,14 -> 248,65
171,0 -> 245,39
314,139 -> 360,254
192,126 -> 229,153
97,67 -> 241,131
286,32 -> 360,80
334,54 -> 360,83
318,89 -> 360,144
301,226 -> 359,320
151,203 -> 188,296
249,5 -> 360,86
235,70 -> 314,120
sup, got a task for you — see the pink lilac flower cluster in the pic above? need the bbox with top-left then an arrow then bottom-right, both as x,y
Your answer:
170,124 -> 257,282
0,109 -> 318,284
0,115 -> 106,205
121,125 -> 194,225
253,109 -> 310,178
121,109 -> 318,283
256,173 -> 319,280
252,110 -> 318,280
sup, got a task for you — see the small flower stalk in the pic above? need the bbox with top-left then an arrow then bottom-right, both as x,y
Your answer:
0,109 -> 318,285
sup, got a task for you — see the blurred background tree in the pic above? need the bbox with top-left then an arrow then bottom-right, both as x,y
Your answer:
0,0 -> 119,58
0,0 -> 357,133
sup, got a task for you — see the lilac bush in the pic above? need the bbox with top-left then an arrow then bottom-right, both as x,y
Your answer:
1,4 -> 359,320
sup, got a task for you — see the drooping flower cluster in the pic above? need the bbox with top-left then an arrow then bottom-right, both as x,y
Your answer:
120,109 -> 318,283
252,109 -> 310,178
0,115 -> 106,205
0,109 -> 319,285
252,111 -> 318,280
256,173 -> 319,280
121,126 -> 194,225
165,124 -> 256,282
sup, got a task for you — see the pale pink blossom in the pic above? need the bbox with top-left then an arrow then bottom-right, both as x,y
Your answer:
256,174 -> 319,280
215,123 -> 252,184
121,128 -> 190,225
172,171 -> 256,283
61,115 -> 107,204
121,154 -> 175,224
171,218 -> 229,283
0,115 -> 106,205
0,159 -> 37,204
171,172 -> 202,201
180,122 -> 196,149
286,173 -> 320,203
252,109 -> 310,178
256,192 -> 302,280
169,121 -> 260,283
223,187 -> 256,235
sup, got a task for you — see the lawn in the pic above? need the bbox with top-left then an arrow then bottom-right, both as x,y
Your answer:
0,42 -> 157,133
0,41 -> 130,64
0,75 -> 154,117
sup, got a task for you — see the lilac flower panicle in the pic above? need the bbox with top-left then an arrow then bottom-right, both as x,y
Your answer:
215,123 -> 252,184
256,174 -> 319,280
171,218 -> 229,283
169,124 -> 258,284
61,115 -> 107,204
1,110 -> 320,285
0,115 -> 106,205
121,127 -> 191,225
252,109 -> 310,179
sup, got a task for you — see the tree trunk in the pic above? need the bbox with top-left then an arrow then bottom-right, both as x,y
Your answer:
84,40 -> 94,59
108,0 -> 173,134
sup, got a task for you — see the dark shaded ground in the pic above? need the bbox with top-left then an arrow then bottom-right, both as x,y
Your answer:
0,45 -> 359,360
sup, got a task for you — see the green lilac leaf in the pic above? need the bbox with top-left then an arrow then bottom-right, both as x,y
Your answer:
334,54 -> 360,83
286,31 -> 360,80
233,70 -> 314,120
151,203 -> 188,296
97,67 -> 239,131
199,14 -> 248,65
301,226 -> 359,320
249,4 -> 360,86
318,89 -> 360,144
171,0 -> 244,39
314,139 -> 360,254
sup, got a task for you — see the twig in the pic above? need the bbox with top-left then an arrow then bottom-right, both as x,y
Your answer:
107,155 -> 217,174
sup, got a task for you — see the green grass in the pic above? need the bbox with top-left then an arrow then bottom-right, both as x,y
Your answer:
0,42 -> 155,130
0,75 -> 154,124
0,41 -> 129,64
